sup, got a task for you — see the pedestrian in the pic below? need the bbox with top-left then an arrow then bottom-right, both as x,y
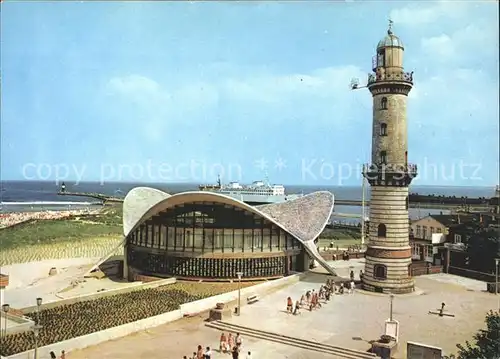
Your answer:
204,346 -> 212,359
350,280 -> 355,294
293,300 -> 300,315
50,352 -> 57,359
315,293 -> 322,308
220,332 -> 228,353
236,333 -> 243,347
60,351 -> 66,359
232,345 -> 240,359
286,297 -> 293,313
197,345 -> 204,359
228,333 -> 234,349
350,270 -> 355,281
246,351 -> 253,359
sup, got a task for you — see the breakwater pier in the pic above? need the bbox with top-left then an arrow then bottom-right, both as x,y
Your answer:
57,191 -> 492,211
57,192 -> 123,203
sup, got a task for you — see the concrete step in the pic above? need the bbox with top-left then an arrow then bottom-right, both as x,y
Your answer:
205,320 -> 376,359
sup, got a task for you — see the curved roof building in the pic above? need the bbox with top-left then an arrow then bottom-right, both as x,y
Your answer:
122,187 -> 336,281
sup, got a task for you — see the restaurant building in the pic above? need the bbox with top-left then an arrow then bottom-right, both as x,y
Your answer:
121,187 -> 335,281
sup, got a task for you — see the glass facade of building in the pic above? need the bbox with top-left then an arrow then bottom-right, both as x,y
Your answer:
126,201 -> 307,279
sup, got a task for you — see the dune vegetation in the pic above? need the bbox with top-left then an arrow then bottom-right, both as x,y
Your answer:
0,205 -> 123,265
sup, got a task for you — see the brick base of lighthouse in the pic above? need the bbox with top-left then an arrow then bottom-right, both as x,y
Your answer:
361,186 -> 415,294
362,247 -> 414,294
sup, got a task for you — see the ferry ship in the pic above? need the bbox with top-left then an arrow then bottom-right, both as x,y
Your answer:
199,176 -> 303,205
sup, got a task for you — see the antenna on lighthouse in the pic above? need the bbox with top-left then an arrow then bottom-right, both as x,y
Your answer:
350,77 -> 367,90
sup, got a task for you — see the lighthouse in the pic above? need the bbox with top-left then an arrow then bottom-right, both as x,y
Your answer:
361,21 -> 418,294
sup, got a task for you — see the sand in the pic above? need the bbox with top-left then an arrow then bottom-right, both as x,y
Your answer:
3,257 -> 100,308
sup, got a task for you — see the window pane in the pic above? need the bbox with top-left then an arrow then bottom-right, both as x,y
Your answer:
160,225 -> 167,249
224,229 -> 234,249
271,227 -> 280,249
175,230 -> 183,249
167,226 -> 175,250
245,229 -> 253,249
193,229 -> 204,249
254,230 -> 262,251
234,229 -> 243,250
214,229 -> 223,250
262,228 -> 271,250
205,229 -> 215,251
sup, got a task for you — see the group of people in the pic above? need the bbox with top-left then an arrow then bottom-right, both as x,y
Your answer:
341,251 -> 351,261
184,345 -> 213,359
183,272 -> 364,358
49,350 -> 65,359
285,274 -> 363,315
217,332 -> 251,358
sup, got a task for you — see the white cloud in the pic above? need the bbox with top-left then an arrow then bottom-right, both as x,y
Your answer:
420,24 -> 498,64
421,34 -> 455,60
222,65 -> 364,103
390,1 -> 471,26
107,75 -> 163,97
389,0 -> 498,133
103,65 -> 372,139
104,75 -> 221,141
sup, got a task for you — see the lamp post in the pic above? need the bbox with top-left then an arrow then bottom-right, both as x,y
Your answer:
495,258 -> 499,311
361,177 -> 366,246
236,272 -> 243,316
36,297 -> 42,325
31,324 -> 43,359
2,303 -> 9,338
389,294 -> 395,321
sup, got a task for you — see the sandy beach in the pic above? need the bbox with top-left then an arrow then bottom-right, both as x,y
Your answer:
0,208 -> 100,229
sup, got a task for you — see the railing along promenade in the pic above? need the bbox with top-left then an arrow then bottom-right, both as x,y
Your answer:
336,199 -> 490,210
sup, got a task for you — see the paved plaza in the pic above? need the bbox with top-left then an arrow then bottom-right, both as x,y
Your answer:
67,271 -> 497,359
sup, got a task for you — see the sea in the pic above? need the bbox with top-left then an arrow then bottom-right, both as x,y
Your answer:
0,181 -> 497,221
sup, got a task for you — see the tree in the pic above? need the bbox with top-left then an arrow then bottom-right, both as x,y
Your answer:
466,227 -> 500,274
456,310 -> 500,359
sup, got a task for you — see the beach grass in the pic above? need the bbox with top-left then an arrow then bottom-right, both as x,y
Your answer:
0,204 -> 124,265
0,220 -> 122,250
0,236 -> 124,266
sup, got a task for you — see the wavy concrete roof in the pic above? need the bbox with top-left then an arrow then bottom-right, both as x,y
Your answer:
122,187 -> 336,275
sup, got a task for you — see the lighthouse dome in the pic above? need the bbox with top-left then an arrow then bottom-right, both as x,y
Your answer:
377,29 -> 404,50
377,31 -> 404,50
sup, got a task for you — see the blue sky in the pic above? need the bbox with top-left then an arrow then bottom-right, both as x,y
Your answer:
1,1 -> 498,186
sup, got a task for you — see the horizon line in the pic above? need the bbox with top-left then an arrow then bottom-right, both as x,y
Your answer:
0,179 -> 497,189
